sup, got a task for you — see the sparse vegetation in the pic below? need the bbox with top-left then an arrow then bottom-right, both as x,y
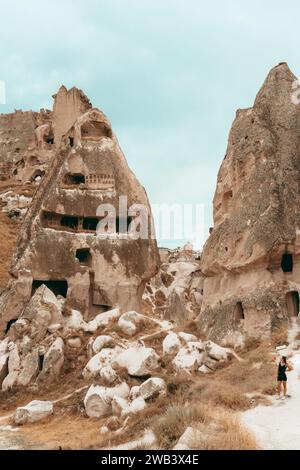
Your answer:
188,411 -> 259,450
153,404 -> 210,449
152,403 -> 258,450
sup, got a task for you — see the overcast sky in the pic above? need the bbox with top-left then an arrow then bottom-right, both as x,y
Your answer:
1,0 -> 300,248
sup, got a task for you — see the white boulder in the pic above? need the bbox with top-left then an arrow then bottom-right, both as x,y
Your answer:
163,332 -> 181,355
2,344 -> 20,391
67,337 -> 82,349
91,335 -> 114,355
99,365 -> 118,384
112,396 -> 146,417
84,308 -> 121,333
0,338 -> 10,387
173,426 -> 204,450
130,386 -> 141,400
39,337 -> 64,379
14,400 -> 53,425
198,365 -> 212,374
63,309 -> 85,334
139,377 -> 167,400
84,382 -> 130,418
22,285 -> 63,341
113,346 -> 160,376
17,348 -> 39,387
178,332 -> 198,343
205,341 -> 229,361
173,343 -> 205,372
118,311 -> 144,336
83,347 -> 122,379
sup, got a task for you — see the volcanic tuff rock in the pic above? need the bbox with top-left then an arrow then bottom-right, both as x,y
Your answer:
199,62 -> 300,343
0,86 -> 160,336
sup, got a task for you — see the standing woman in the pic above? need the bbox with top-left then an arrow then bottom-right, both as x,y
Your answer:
277,356 -> 293,400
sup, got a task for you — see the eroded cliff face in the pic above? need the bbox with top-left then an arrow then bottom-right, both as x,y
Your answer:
199,63 -> 300,343
0,88 -> 160,336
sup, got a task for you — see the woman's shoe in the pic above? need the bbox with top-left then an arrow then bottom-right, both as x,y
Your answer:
281,396 -> 286,400
276,396 -> 281,400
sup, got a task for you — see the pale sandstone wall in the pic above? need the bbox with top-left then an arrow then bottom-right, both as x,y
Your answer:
199,63 -> 300,343
0,100 -> 160,335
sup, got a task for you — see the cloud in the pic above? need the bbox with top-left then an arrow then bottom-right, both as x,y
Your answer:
1,0 -> 300,247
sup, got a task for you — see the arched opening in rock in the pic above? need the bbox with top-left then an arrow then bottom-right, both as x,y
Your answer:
76,248 -> 92,266
64,173 -> 85,186
69,137 -> 74,147
5,318 -> 17,334
44,133 -> 54,145
286,291 -> 300,318
281,253 -> 293,273
38,354 -> 44,371
81,121 -> 110,141
61,215 -> 79,230
234,301 -> 245,322
31,280 -> 68,298
30,169 -> 45,182
223,190 -> 233,213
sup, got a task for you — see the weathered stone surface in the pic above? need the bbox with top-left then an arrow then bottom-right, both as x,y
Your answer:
165,290 -> 191,325
0,339 -> 10,386
138,377 -> 167,400
2,344 -> 20,391
173,426 -> 204,450
199,63 -> 300,341
66,337 -> 82,349
162,332 -> 181,355
21,285 -> 63,342
178,332 -> 198,343
38,337 -> 64,380
198,364 -> 212,374
118,311 -> 144,336
83,309 -> 121,333
14,400 -> 53,425
91,335 -> 114,355
112,346 -> 160,376
63,309 -> 85,334
142,252 -> 203,323
173,343 -> 205,372
84,382 -> 130,418
205,341 -> 229,361
0,87 -> 160,336
112,396 -> 146,417
17,348 -> 39,387
82,347 -> 122,380
99,365 -> 117,384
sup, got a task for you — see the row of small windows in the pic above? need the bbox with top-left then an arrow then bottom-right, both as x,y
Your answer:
41,211 -> 133,234
64,173 -> 115,188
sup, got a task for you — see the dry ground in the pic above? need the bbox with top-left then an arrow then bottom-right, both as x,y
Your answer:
0,337 -> 280,450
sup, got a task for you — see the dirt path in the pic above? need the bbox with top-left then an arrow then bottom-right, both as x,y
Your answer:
243,352 -> 300,450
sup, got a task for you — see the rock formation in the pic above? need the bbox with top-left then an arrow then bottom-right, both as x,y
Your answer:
199,62 -> 300,343
143,245 -> 203,324
0,86 -> 160,338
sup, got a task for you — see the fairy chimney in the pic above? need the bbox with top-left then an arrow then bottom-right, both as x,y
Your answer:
0,87 -> 160,336
199,63 -> 300,342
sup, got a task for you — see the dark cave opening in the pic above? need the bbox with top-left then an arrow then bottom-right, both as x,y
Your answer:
31,280 -> 68,298
281,253 -> 293,273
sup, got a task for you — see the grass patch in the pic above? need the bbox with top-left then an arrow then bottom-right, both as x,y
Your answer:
153,404 -> 209,449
